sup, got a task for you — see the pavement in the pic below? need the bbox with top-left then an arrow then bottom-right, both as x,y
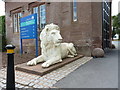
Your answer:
0,41 -> 119,89
0,57 -> 92,89
54,41 -> 119,88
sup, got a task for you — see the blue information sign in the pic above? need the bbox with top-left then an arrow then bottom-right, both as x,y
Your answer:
19,14 -> 38,56
20,14 -> 37,39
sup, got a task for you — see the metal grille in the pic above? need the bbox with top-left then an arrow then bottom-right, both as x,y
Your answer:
102,1 -> 111,49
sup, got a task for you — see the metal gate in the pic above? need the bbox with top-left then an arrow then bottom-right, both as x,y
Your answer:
102,1 -> 111,49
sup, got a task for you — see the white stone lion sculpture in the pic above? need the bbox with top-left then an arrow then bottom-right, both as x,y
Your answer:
27,23 -> 77,67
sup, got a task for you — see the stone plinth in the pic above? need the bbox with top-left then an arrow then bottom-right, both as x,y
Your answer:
15,55 -> 84,76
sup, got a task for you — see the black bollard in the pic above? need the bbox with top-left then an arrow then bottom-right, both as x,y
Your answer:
6,45 -> 15,90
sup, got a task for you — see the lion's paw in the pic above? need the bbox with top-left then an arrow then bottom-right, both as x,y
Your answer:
68,55 -> 74,58
27,60 -> 37,66
42,62 -> 50,67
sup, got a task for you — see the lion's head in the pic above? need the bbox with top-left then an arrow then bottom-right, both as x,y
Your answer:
40,23 -> 63,46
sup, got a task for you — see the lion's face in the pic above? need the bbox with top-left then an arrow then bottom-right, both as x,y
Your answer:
47,29 -> 63,45
40,23 -> 63,46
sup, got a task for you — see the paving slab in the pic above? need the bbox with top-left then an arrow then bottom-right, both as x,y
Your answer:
0,56 -> 92,88
15,55 -> 84,76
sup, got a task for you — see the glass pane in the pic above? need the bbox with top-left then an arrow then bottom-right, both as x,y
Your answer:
13,14 -> 17,33
102,1 -> 111,48
13,12 -> 22,33
33,7 -> 39,25
39,4 -> 46,29
18,12 -> 22,32
73,0 -> 77,21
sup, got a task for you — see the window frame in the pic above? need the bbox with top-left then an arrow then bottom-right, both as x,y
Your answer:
11,7 -> 23,33
102,0 -> 111,49
72,0 -> 78,22
30,2 -> 46,30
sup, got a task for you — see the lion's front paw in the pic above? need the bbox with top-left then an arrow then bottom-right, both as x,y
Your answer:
27,60 -> 37,66
68,55 -> 74,58
42,62 -> 50,68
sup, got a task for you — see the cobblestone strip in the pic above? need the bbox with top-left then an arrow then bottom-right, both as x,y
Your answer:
0,57 -> 92,88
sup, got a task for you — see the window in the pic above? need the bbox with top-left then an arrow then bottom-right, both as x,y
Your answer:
40,5 -> 46,29
33,4 -> 46,29
33,7 -> 39,25
13,12 -> 22,33
73,0 -> 77,21
102,0 -> 111,48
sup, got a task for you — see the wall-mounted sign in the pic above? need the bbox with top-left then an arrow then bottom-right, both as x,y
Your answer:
20,13 -> 38,56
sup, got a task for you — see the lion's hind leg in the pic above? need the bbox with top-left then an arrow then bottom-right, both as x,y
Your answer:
67,43 -> 77,57
67,55 -> 74,58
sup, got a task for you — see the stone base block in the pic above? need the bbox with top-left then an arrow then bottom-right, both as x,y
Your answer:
15,55 -> 84,76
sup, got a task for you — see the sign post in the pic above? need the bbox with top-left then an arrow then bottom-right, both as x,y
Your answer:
20,13 -> 38,57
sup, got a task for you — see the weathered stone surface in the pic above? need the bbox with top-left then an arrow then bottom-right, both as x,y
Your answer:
92,48 -> 104,57
5,2 -> 105,57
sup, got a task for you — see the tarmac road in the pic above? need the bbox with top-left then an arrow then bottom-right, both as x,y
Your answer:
54,41 -> 119,88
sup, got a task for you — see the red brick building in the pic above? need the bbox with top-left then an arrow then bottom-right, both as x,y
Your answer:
5,1 -> 112,56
